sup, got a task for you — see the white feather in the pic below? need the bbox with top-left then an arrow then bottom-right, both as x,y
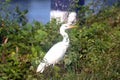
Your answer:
36,62 -> 46,73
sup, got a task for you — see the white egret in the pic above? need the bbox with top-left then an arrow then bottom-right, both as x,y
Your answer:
37,12 -> 77,73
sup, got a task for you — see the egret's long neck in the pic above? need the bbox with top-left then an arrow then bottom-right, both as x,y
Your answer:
60,29 -> 69,44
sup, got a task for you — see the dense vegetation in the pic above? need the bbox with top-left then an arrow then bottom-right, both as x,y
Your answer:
0,0 -> 120,80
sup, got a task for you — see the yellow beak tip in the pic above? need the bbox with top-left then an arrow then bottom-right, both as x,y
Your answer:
69,25 -> 78,28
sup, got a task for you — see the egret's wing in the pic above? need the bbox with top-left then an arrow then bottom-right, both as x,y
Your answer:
43,42 -> 68,64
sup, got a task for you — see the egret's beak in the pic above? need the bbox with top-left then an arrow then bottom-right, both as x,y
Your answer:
68,25 -> 78,28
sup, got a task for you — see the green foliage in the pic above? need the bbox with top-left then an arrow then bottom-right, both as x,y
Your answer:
0,0 -> 120,80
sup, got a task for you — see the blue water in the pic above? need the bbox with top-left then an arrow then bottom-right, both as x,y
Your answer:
10,0 -> 50,24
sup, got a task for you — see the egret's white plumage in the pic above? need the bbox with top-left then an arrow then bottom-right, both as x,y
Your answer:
36,13 -> 76,73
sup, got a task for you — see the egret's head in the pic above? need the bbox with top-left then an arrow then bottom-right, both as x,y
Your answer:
60,24 -> 77,31
60,23 -> 77,36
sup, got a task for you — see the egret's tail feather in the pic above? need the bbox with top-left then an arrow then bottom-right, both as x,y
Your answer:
36,62 -> 46,73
